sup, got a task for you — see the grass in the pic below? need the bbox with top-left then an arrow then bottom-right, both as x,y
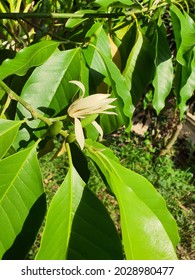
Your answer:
33,128 -> 195,260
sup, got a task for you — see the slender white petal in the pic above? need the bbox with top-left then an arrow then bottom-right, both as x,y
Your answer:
92,121 -> 103,141
68,94 -> 117,118
74,118 -> 85,150
67,82 -> 117,149
69,80 -> 85,97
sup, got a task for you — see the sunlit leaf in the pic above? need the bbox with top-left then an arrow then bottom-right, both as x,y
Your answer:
98,53 -> 133,132
0,119 -> 21,159
14,48 -> 81,149
0,41 -> 60,80
175,49 -> 195,118
36,161 -> 85,260
170,4 -> 195,66
85,140 -> 179,260
0,144 -> 44,259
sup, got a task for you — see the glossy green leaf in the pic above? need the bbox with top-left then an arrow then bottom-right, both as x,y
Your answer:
83,22 -> 111,87
36,162 -> 85,260
85,140 -> 179,260
0,144 -> 44,259
14,48 -> 81,149
0,119 -> 21,159
170,5 -> 195,118
3,193 -> 46,260
67,186 -> 123,260
0,41 -> 60,80
170,4 -> 195,66
99,53 -> 133,133
83,23 -> 132,133
152,24 -> 173,114
83,22 -> 133,133
123,26 -> 155,106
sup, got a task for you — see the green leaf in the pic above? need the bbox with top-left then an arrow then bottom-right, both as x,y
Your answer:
152,24 -> 173,114
175,49 -> 195,119
0,119 -> 21,159
36,161 -> 85,260
66,10 -> 96,29
123,26 -> 155,106
67,186 -> 123,260
0,41 -> 60,80
82,23 -> 133,133
170,4 -> 195,66
99,54 -> 133,133
85,140 -> 179,260
83,22 -> 133,133
69,142 -> 90,184
3,193 -> 46,260
0,144 -> 44,259
83,22 -> 111,88
95,0 -> 135,7
14,48 -> 81,149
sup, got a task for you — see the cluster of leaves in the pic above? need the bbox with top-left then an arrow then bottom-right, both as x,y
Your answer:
0,0 -> 194,259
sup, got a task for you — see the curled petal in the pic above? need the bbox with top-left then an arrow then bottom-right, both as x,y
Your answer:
74,118 -> 85,150
69,80 -> 85,97
92,121 -> 103,141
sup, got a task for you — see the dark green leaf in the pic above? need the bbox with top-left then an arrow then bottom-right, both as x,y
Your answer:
36,162 -> 85,260
69,142 -> 90,184
67,187 -> 123,260
123,27 -> 155,106
152,24 -> 173,114
3,193 -> 46,260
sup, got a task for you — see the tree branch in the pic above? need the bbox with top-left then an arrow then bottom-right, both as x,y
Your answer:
0,12 -> 125,20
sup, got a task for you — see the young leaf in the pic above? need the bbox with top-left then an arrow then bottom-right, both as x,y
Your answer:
0,41 -> 60,80
0,119 -> 21,159
85,140 -> 179,260
152,24 -> 173,114
67,186 -> 123,260
0,144 -> 44,259
35,163 -> 85,260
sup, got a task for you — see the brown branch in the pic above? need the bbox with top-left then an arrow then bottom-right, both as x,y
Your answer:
160,122 -> 183,156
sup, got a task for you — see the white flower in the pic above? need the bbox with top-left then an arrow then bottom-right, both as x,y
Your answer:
67,81 -> 117,149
